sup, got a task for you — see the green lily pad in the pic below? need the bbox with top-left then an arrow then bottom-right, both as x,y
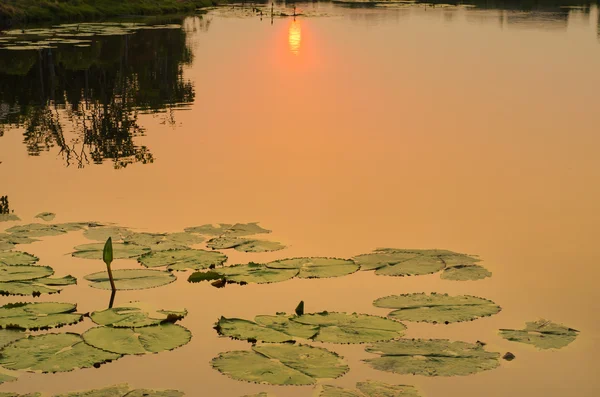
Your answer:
5,224 -> 66,237
0,233 -> 40,245
34,212 -> 56,221
207,237 -> 285,253
441,265 -> 491,281
138,249 -> 227,271
84,269 -> 176,290
90,302 -> 187,327
0,302 -> 82,330
0,264 -> 53,282
0,242 -> 15,251
163,232 -> 206,246
499,320 -> 579,349
0,330 -> 25,348
0,332 -> 121,372
318,380 -> 421,396
73,243 -> 150,259
216,263 -> 298,284
266,257 -> 358,279
0,281 -> 63,296
217,312 -> 406,344
373,293 -> 501,323
185,222 -> 270,237
0,368 -> 18,385
0,251 -> 38,266
354,248 -> 479,276
82,323 -> 191,355
364,339 -> 500,376
52,384 -> 184,397
125,232 -> 204,250
35,275 -> 77,286
212,344 -> 349,385
0,214 -> 20,222
83,226 -> 133,242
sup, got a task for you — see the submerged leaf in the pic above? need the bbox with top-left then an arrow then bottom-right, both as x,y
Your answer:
373,293 -> 501,323
73,243 -> 150,260
85,269 -> 176,290
0,302 -> 82,330
0,251 -> 38,266
82,323 -> 191,355
364,339 -> 500,376
499,320 -> 579,349
440,265 -> 491,281
91,302 -> 187,327
0,333 -> 121,372
211,344 -> 348,385
138,249 -> 227,271
266,257 -> 358,279
34,212 -> 56,222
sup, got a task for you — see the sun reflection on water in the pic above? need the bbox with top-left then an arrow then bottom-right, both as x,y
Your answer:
288,20 -> 301,55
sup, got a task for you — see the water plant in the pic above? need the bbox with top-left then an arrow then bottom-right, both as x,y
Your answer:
317,380 -> 422,396
499,320 -> 579,349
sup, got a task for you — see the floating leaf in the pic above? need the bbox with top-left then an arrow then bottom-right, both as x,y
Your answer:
0,330 -> 25,348
240,393 -> 273,397
35,275 -> 77,286
0,333 -> 121,372
216,263 -> 297,284
0,233 -> 39,245
0,368 -> 18,385
188,271 -> 224,283
207,237 -> 285,253
499,320 -> 579,349
212,344 -> 348,385
124,390 -> 184,397
0,242 -> 14,251
34,212 -> 56,222
53,384 -> 184,397
0,251 -> 38,266
84,269 -> 176,290
73,243 -> 149,260
364,339 -> 500,376
82,323 -> 191,355
163,232 -> 205,246
185,222 -> 270,237
318,380 -> 421,396
441,265 -> 491,281
0,281 -> 62,296
6,224 -> 66,237
0,302 -> 82,330
84,226 -> 132,242
0,264 -> 53,282
0,214 -> 20,222
138,249 -> 227,271
354,248 -> 479,276
125,232 -> 204,250
373,293 -> 501,323
217,312 -> 406,344
91,302 -> 187,328
266,258 -> 358,279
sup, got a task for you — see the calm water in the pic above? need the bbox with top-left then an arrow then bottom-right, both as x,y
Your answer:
0,2 -> 599,396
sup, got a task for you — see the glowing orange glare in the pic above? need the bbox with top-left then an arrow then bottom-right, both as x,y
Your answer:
288,20 -> 301,55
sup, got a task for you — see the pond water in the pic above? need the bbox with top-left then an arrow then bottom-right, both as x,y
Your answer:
0,1 -> 599,396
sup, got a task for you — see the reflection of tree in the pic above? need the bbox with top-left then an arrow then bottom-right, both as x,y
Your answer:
0,196 -> 10,214
0,23 -> 196,169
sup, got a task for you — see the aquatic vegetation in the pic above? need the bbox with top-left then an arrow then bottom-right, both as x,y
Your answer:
0,302 -> 82,330
34,213 -> 56,222
440,264 -> 492,281
0,215 -> 20,223
84,269 -> 176,290
206,237 -> 285,253
6,223 -> 87,238
0,197 -> 18,222
207,263 -> 298,285
317,380 -> 421,396
0,276 -> 76,297
0,333 -> 121,372
0,252 -> 38,266
499,320 -> 579,349
82,323 -> 191,355
364,339 -> 500,376
84,226 -> 133,242
211,344 -> 349,385
185,222 -> 271,237
138,249 -> 227,271
265,258 -> 359,279
187,271 -> 223,283
373,293 -> 501,323
73,242 -> 150,260
240,393 -> 273,397
90,303 -> 187,328
216,311 -> 406,344
123,232 -> 203,250
0,264 -> 53,282
0,330 -> 25,349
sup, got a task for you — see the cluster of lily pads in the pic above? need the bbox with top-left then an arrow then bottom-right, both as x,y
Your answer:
0,383 -> 184,396
0,215 -> 581,395
0,23 -> 182,51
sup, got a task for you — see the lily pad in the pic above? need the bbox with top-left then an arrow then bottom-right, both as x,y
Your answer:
0,233 -> 40,245
266,257 -> 358,279
0,242 -> 15,251
84,269 -> 176,290
354,248 -> 479,276
0,330 -> 25,348
207,237 -> 285,253
6,224 -> 67,237
83,226 -> 133,242
0,302 -> 82,330
0,251 -> 38,266
82,323 -> 191,355
0,281 -> 64,296
216,263 -> 297,284
36,275 -> 77,286
318,380 -> 421,396
53,384 -> 184,397
90,302 -> 187,327
217,312 -> 406,344
0,214 -> 20,222
188,271 -> 224,283
364,339 -> 500,376
138,249 -> 227,271
185,222 -> 270,237
0,332 -> 121,372
373,293 -> 501,323
34,212 -> 56,221
499,320 -> 579,349
73,243 -> 150,259
124,390 -> 184,397
211,344 -> 348,385
0,264 -> 53,282
441,265 -> 491,281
